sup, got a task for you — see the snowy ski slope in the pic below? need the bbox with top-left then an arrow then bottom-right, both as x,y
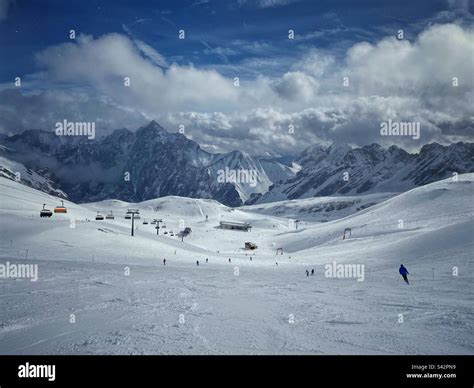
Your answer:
0,175 -> 472,354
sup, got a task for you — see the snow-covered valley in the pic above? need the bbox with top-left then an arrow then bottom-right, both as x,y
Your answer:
0,175 -> 473,354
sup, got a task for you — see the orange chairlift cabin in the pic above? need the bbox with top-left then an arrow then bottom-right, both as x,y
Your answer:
40,204 -> 53,218
54,200 -> 67,214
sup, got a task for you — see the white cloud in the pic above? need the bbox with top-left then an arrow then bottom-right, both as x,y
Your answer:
121,24 -> 168,67
132,40 -> 168,68
271,71 -> 319,102
2,23 -> 473,154
343,24 -> 474,95
0,89 -> 148,136
34,33 -> 241,113
238,0 -> 300,8
203,46 -> 239,57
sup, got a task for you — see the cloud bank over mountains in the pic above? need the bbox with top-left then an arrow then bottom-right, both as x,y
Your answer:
0,21 -> 473,154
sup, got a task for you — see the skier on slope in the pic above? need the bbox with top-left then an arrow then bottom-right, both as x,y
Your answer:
163,258 -> 166,266
305,270 -> 309,277
399,264 -> 410,284
311,269 -> 314,276
196,260 -> 199,266
206,258 -> 208,263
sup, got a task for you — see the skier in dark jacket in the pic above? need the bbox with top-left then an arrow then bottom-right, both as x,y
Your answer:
399,264 -> 409,284
163,258 -> 166,266
311,269 -> 314,276
305,270 -> 309,277
196,260 -> 199,266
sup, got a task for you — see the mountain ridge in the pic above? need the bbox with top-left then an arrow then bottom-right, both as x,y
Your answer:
251,140 -> 473,204
0,121 -> 473,206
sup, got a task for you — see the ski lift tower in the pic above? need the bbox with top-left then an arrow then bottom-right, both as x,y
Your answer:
153,219 -> 163,235
126,209 -> 140,236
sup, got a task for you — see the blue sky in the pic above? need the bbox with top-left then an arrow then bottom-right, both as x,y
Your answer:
0,0 -> 473,154
0,0 -> 460,79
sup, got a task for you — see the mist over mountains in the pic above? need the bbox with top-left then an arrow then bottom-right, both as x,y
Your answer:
0,120 -> 472,206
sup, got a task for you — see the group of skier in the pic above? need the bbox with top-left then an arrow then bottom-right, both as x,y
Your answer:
165,256 -> 411,285
303,265 -> 410,284
163,257 -> 237,265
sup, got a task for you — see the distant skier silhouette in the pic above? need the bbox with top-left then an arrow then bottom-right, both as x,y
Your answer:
163,258 -> 166,266
206,258 -> 208,263
305,270 -> 309,277
196,260 -> 199,266
228,258 -> 231,263
311,269 -> 314,276
399,264 -> 409,284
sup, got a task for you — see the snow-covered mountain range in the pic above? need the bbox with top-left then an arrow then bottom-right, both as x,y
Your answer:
0,120 -> 472,206
0,145 -> 66,198
0,121 -> 294,206
249,142 -> 474,204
